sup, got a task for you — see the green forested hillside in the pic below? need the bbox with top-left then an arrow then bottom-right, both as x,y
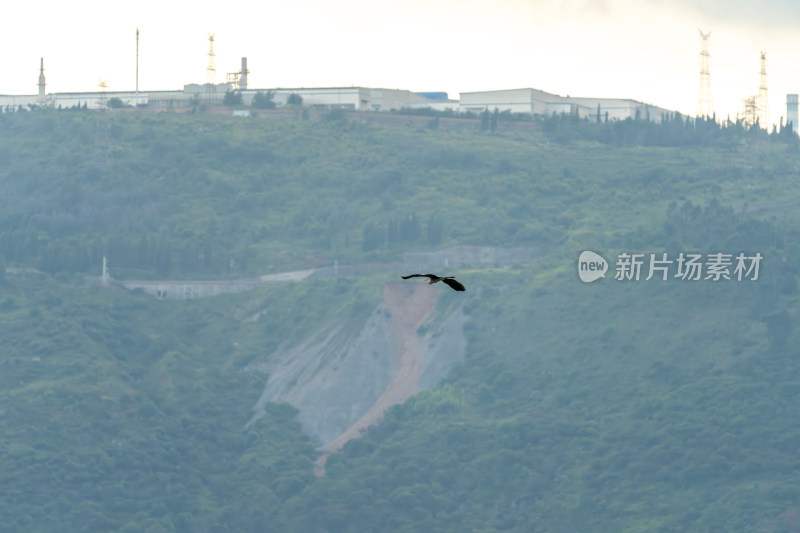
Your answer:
2,110 -> 797,278
1,109 -> 800,532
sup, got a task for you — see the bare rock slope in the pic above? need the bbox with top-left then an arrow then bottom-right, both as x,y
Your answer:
246,282 -> 466,452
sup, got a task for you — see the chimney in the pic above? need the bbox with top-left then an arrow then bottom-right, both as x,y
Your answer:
240,57 -> 248,90
38,58 -> 46,103
787,94 -> 798,135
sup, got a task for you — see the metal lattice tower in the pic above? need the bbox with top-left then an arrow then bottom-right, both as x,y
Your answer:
98,79 -> 108,109
697,30 -> 713,118
742,95 -> 759,127
207,34 -> 216,85
758,51 -> 769,128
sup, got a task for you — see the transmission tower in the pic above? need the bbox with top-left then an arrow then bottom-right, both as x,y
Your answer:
697,29 -> 713,118
742,95 -> 759,127
207,34 -> 216,85
758,51 -> 769,128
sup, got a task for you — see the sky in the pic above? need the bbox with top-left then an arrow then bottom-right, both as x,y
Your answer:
3,0 -> 800,126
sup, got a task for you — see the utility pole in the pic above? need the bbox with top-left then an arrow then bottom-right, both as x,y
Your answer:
136,28 -> 139,107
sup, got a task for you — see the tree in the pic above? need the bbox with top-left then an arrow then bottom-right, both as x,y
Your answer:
287,93 -> 303,106
480,109 -> 490,132
107,97 -> 125,109
223,90 -> 243,107
251,91 -> 276,109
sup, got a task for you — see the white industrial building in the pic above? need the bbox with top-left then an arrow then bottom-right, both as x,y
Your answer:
0,57 -> 443,112
1,81 -> 234,111
562,96 -> 669,122
460,88 -> 562,115
1,58 -> 674,120
1,83 -> 674,121
238,86 -> 435,111
1,84 -> 440,113
459,88 -> 673,122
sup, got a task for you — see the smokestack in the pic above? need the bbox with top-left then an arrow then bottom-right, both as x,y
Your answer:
240,57 -> 248,90
37,58 -> 46,104
787,94 -> 798,135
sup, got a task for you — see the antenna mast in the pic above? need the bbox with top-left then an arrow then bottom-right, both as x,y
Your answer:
207,34 -> 216,104
697,29 -> 713,118
136,28 -> 139,106
758,51 -> 769,128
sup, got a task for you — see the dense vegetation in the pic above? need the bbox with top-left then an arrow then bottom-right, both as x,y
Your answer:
2,109 -> 795,280
1,108 -> 800,531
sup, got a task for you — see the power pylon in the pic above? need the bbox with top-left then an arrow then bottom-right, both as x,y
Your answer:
758,52 -> 769,128
697,29 -> 713,118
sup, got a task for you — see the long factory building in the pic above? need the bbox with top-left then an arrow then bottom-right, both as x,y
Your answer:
1,57 -> 676,122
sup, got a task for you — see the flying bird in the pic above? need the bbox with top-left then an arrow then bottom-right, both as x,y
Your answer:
401,273 -> 465,292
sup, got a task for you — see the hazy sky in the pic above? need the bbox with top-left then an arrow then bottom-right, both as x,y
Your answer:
3,0 -> 800,125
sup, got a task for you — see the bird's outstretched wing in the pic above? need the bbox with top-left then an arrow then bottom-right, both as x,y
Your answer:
401,274 -> 436,280
442,278 -> 466,291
